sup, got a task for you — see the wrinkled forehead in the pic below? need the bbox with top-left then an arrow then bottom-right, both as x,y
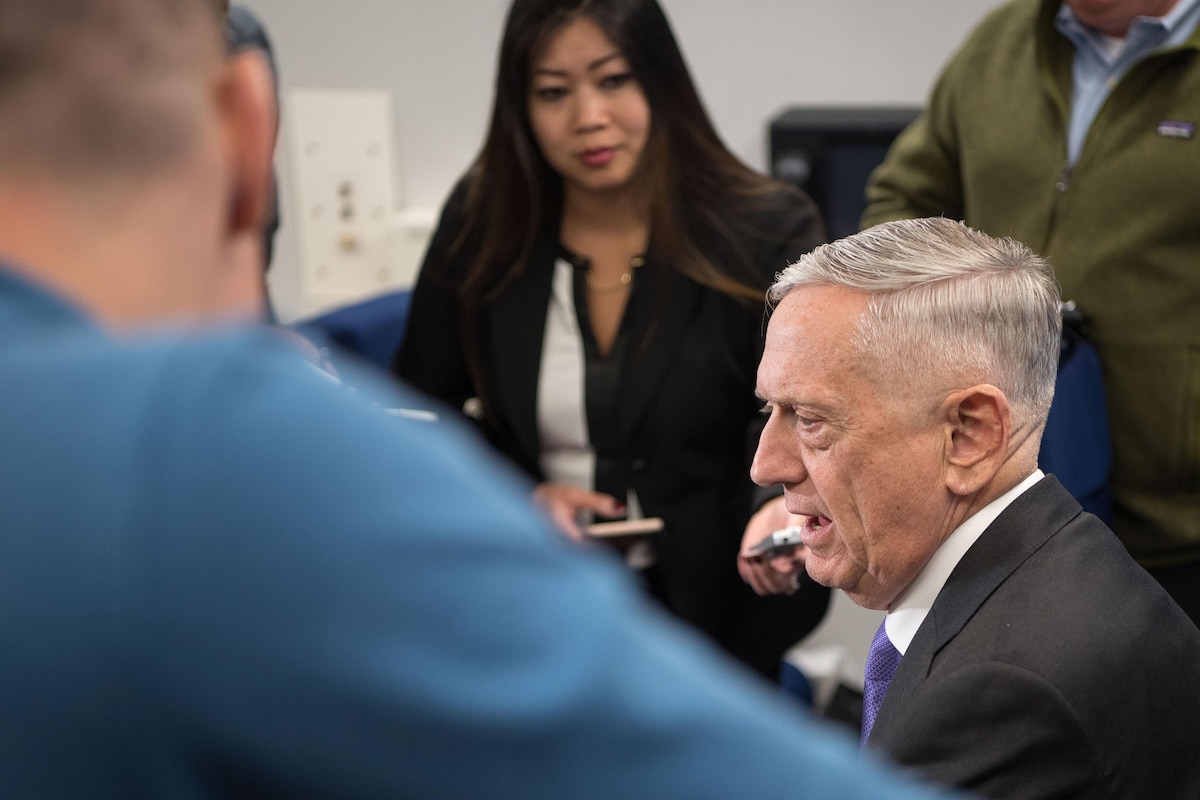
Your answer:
766,286 -> 869,353
759,287 -> 871,394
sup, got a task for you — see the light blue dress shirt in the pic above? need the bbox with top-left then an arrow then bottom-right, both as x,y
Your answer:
1056,0 -> 1200,163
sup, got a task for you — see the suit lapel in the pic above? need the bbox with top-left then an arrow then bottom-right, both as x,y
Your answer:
616,256 -> 702,439
484,238 -> 560,470
869,476 -> 1082,744
481,243 -> 706,465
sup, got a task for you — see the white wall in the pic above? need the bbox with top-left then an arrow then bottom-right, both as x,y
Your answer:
243,0 -> 1003,321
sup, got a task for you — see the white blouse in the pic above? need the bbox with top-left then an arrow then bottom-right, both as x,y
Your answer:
536,257 -> 653,567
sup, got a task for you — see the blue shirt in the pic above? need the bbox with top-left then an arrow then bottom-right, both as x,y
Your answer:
1057,0 -> 1200,162
0,266 -> 952,799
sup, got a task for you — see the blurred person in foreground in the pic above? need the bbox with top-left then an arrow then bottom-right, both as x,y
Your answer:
0,0 -> 953,797
744,217 -> 1200,798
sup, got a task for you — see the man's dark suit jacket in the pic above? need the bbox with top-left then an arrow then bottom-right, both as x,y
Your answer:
870,475 -> 1200,798
393,180 -> 830,676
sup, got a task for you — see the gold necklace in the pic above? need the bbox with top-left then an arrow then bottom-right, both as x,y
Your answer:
585,255 -> 645,292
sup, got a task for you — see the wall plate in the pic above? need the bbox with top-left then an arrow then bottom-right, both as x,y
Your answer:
287,88 -> 402,297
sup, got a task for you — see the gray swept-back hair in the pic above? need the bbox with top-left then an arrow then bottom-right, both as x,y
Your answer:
769,217 -> 1061,425
0,0 -> 224,179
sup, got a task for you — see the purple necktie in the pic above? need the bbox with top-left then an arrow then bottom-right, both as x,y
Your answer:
861,619 -> 902,746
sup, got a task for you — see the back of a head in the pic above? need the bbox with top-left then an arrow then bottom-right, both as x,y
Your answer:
771,217 -> 1062,426
0,0 -> 224,183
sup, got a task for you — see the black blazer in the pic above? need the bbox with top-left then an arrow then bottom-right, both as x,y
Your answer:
393,180 -> 830,676
870,476 -> 1200,798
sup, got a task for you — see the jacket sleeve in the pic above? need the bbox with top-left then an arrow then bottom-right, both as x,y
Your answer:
390,178 -> 476,411
861,47 -> 968,229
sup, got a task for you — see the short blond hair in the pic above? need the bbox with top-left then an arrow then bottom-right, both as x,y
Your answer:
0,0 -> 225,179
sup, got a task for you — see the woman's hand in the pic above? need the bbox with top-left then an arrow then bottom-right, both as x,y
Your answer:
737,496 -> 809,596
532,482 -> 625,542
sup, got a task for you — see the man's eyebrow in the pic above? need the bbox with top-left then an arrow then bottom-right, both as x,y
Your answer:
756,392 -> 802,406
756,391 -> 841,417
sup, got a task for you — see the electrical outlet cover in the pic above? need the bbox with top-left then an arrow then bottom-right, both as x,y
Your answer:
287,88 -> 400,297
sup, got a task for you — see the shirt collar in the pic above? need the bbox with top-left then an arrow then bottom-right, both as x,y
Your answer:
1056,0 -> 1200,63
885,469 -> 1045,655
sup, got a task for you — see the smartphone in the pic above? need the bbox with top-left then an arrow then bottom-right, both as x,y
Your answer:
747,525 -> 805,558
585,517 -> 665,538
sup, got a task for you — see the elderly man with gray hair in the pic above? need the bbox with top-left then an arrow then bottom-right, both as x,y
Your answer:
745,217 -> 1200,798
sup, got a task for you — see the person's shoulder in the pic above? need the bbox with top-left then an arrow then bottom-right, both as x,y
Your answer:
960,0 -> 1046,53
28,323 -> 408,441
771,182 -> 821,226
981,0 -> 1044,24
727,181 -> 824,265
416,166 -> 500,285
125,324 -> 335,387
723,179 -> 816,234
925,0 -> 1045,101
137,325 -> 428,430
3,320 -> 264,400
429,168 -> 482,228
107,324 -> 540,534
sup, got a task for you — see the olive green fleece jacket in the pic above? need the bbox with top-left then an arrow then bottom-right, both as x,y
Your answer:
863,0 -> 1200,566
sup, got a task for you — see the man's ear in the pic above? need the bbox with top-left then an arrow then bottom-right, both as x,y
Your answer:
215,50 -> 276,237
941,385 -> 1011,496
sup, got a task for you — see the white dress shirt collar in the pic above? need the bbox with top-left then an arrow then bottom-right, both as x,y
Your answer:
885,470 -> 1045,655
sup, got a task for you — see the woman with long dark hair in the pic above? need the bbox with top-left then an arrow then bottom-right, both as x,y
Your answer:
393,0 -> 829,678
